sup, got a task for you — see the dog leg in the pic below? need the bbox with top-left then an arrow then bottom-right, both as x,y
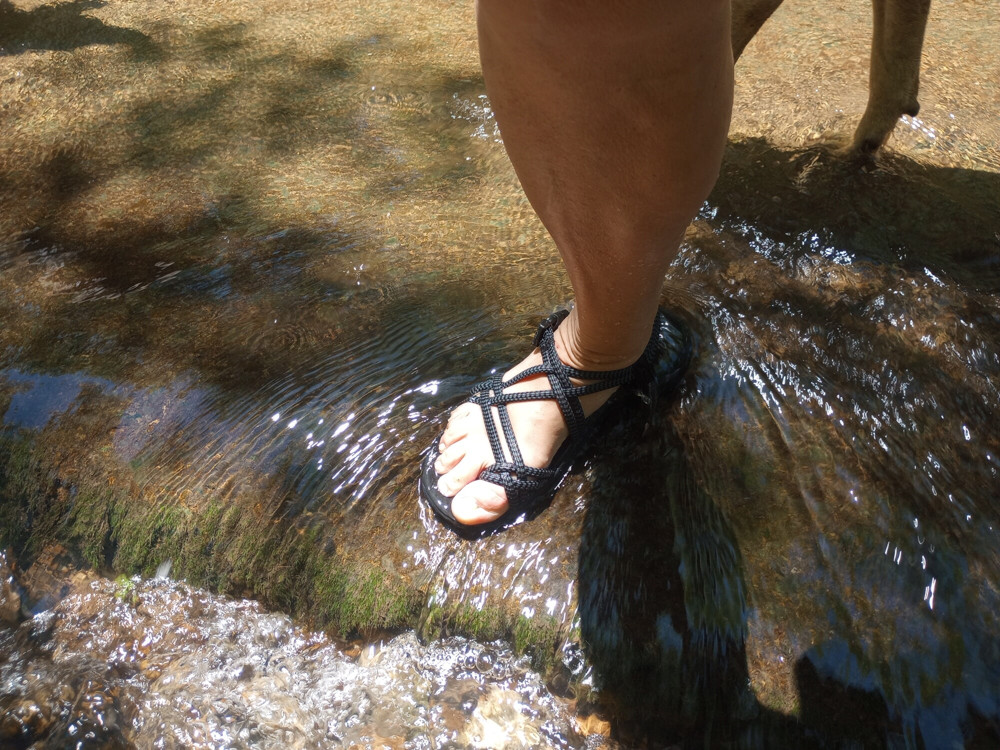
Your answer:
853,0 -> 931,153
731,0 -> 785,61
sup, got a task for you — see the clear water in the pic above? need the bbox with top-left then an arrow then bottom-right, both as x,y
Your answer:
1,0 -> 999,746
0,553 -> 580,749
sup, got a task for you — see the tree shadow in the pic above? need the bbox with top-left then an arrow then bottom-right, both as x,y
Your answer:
0,26 -> 489,394
0,0 -> 159,58
0,21 -> 505,622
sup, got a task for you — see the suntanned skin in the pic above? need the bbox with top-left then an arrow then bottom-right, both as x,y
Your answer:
433,0 -> 735,525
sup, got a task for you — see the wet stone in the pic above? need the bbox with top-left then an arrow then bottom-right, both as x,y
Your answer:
0,550 -> 23,626
0,573 -> 583,749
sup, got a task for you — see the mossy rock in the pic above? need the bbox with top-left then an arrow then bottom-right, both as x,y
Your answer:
0,431 -> 563,665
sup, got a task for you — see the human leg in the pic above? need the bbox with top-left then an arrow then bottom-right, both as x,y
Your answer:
431,0 -> 734,525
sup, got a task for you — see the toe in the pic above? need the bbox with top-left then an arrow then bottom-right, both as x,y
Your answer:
433,441 -> 465,475
448,401 -> 474,421
451,481 -> 509,525
436,452 -> 489,498
440,404 -> 475,448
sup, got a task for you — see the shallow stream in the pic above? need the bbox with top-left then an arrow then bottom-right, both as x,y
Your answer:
1,0 -> 999,747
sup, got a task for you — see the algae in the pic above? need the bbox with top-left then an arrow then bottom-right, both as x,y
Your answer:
0,431 -> 561,659
418,597 -> 564,675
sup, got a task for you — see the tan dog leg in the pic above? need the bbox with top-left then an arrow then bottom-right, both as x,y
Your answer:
731,0 -> 784,61
853,0 -> 931,153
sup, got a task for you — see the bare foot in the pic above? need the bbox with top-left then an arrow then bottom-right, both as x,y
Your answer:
431,310 -> 644,525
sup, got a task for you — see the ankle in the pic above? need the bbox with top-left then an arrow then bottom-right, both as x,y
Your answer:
552,308 -> 649,372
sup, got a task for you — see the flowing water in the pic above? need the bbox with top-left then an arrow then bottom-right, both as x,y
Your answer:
1,0 -> 999,747
0,551 -> 582,749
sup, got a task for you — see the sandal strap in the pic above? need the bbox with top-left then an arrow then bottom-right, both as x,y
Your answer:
468,309 -> 663,496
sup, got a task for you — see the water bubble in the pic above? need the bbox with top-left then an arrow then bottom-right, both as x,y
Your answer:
475,649 -> 496,674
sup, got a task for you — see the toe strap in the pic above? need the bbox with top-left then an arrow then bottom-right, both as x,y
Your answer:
480,461 -> 558,496
470,308 -> 668,503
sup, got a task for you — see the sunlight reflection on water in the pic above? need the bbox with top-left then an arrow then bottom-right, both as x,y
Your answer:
0,0 -> 998,744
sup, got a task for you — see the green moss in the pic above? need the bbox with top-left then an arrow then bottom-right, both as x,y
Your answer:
418,599 -> 563,674
110,501 -> 188,575
513,614 -> 562,672
448,604 -> 505,641
67,488 -> 114,569
114,573 -> 140,606
0,435 -> 569,673
312,562 -> 421,637
0,434 -> 38,551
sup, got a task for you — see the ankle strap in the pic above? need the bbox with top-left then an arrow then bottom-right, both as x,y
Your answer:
533,308 -> 660,388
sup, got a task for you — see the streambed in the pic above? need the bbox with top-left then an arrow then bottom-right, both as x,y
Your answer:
1,0 -> 999,746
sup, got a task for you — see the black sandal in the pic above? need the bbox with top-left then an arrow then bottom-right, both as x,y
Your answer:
420,308 -> 690,535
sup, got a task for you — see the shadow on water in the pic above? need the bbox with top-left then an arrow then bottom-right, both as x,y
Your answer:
711,137 -> 1000,292
6,126 -> 994,403
578,400 -> 999,748
0,0 -> 158,58
578,412 -> 755,747
0,24 -> 489,391
575,138 -> 1000,744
